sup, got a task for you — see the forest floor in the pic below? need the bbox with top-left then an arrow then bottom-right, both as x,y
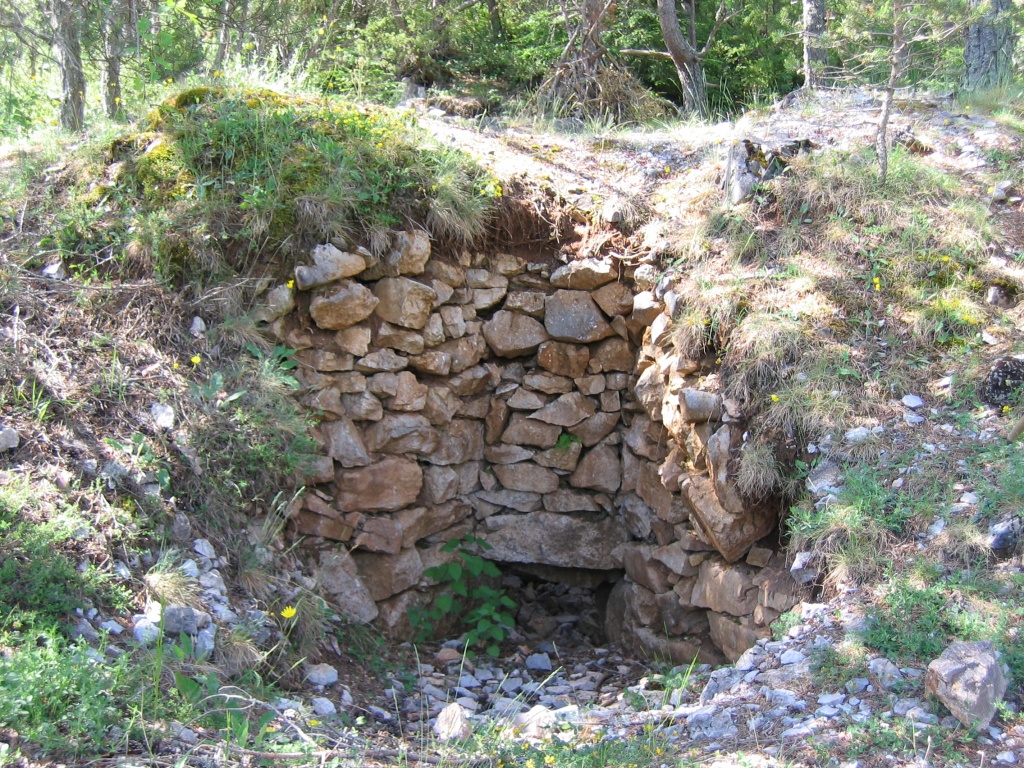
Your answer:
2,86 -> 1024,767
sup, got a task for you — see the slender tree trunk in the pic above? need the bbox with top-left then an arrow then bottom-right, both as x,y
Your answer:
486,0 -> 504,41
802,0 -> 827,88
580,0 -> 605,69
962,0 -> 1015,92
234,0 -> 249,57
390,0 -> 409,33
657,0 -> 707,117
213,0 -> 232,69
49,0 -> 85,131
101,0 -> 128,120
876,4 -> 908,182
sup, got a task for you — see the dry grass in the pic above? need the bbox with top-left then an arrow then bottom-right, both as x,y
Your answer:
144,551 -> 202,607
736,442 -> 784,500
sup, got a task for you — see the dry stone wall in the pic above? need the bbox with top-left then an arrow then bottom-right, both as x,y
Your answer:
257,233 -> 808,662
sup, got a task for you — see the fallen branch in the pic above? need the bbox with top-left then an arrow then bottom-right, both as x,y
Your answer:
618,48 -> 673,60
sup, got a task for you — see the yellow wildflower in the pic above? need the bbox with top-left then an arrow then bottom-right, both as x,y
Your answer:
281,605 -> 297,619
287,279 -> 295,290
190,355 -> 202,366
771,394 -> 780,402
1003,405 -> 1012,413
173,362 -> 180,369
309,719 -> 320,726
941,256 -> 950,262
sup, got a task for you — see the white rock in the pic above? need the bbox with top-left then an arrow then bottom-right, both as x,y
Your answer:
904,413 -> 925,425
150,403 -> 175,430
996,751 -> 1017,764
0,427 -> 19,451
844,427 -> 872,444
901,394 -> 924,409
193,538 -> 216,559
780,650 -> 807,666
133,618 -> 160,646
98,619 -> 124,635
195,625 -> 216,660
311,697 -> 337,716
433,702 -> 471,741
305,663 -> 339,686
189,316 -> 207,337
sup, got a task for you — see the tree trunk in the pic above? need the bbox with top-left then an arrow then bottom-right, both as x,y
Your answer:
101,0 -> 128,120
876,4 -> 908,182
390,0 -> 410,33
49,0 -> 85,132
802,0 -> 827,88
580,0 -> 605,69
213,0 -> 232,70
486,0 -> 504,41
656,0 -> 707,117
962,0 -> 1016,92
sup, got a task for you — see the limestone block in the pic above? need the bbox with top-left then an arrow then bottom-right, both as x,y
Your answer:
421,466 -> 461,505
523,371 -> 574,394
353,515 -> 404,554
322,416 -> 371,467
392,371 -> 428,411
569,445 -> 621,494
484,398 -> 510,444
353,547 -> 424,601
295,243 -> 367,290
334,457 -> 423,512
310,282 -> 379,330
316,550 -> 378,623
549,257 -> 617,290
425,419 -> 485,465
439,305 -> 466,338
592,281 -> 634,317
448,365 -> 492,396
502,413 -> 562,448
482,512 -> 629,569
395,501 -> 471,548
482,310 -> 550,357
423,385 -> 461,425
408,350 -> 452,376
575,374 -> 606,395
534,439 -> 582,471
507,388 -> 547,410
542,489 -> 601,513
621,544 -> 674,592
531,392 -> 597,427
424,259 -> 466,287
376,322 -> 425,355
589,337 -> 634,373
336,326 -> 372,356
492,461 -> 559,493
293,510 -> 357,541
708,612 -> 769,662
373,277 -> 437,329
253,283 -> 295,323
691,557 -> 759,617
474,489 -> 542,513
342,391 -> 383,421
537,341 -> 590,378
504,291 -> 546,318
365,414 -> 438,455
926,641 -> 1008,728
355,349 -> 408,373
484,444 -> 534,464
683,472 -> 776,564
544,290 -> 614,343
436,334 -> 488,373
568,412 -> 619,447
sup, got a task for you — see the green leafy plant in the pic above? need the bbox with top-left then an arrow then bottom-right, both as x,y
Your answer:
410,535 -> 516,657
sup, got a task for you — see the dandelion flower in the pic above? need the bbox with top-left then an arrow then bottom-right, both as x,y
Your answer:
287,279 -> 295,290
173,362 -> 180,370
190,355 -> 202,366
308,719 -> 320,726
770,394 -> 780,402
281,605 -> 297,619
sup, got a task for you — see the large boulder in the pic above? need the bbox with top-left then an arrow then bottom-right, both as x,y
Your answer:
482,512 -> 629,569
925,640 -> 1008,728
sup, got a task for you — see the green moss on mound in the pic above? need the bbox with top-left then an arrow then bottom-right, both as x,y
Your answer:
110,88 -> 498,289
